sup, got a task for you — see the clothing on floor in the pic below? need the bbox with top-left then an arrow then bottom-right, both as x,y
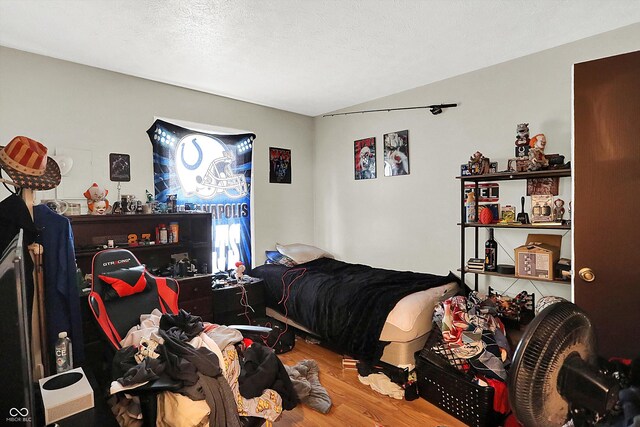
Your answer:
285,359 -> 331,413
358,373 -> 404,400
34,204 -> 85,364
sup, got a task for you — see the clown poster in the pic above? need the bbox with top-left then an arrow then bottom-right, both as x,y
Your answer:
147,119 -> 254,270
354,137 -> 376,180
383,130 -> 410,176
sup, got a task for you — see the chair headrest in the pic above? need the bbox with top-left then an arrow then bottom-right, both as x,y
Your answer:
92,249 -> 150,301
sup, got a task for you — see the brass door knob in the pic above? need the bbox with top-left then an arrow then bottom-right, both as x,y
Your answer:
578,267 -> 595,282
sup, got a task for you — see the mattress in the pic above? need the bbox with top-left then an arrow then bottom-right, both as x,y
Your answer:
380,281 -> 459,342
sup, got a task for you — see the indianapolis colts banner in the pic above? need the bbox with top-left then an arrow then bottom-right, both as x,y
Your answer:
147,119 -> 254,271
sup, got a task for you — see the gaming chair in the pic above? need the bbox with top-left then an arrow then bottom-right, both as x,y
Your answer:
88,249 -> 180,349
88,249 -> 269,427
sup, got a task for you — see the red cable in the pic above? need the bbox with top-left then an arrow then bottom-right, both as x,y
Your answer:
263,268 -> 306,349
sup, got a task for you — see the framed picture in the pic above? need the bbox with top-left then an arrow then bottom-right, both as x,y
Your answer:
531,194 -> 554,222
527,177 -> 559,195
383,130 -> 409,176
109,153 -> 131,182
269,147 -> 291,184
354,137 -> 376,180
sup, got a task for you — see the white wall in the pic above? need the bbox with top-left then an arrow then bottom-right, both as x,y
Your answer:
0,46 -> 315,266
313,23 -> 640,300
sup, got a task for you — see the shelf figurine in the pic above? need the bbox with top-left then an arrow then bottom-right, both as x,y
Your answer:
469,151 -> 490,175
554,198 -> 565,222
515,123 -> 530,158
527,134 -> 549,171
235,261 -> 246,282
83,182 -> 110,215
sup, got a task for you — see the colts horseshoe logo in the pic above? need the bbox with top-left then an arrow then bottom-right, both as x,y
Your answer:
9,408 -> 29,417
180,138 -> 203,171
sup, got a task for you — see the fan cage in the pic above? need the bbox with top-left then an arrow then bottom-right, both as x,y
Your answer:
509,302 -> 595,427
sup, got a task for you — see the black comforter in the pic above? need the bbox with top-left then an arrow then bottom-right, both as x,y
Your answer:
251,258 -> 458,361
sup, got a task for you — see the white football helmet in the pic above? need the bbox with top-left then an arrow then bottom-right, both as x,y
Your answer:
175,134 -> 248,199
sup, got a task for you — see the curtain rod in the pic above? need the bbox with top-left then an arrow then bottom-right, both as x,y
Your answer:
322,103 -> 458,117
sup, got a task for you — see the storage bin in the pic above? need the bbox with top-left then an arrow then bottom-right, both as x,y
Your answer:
415,348 -> 498,427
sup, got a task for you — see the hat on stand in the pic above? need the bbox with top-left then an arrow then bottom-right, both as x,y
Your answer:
0,136 -> 61,190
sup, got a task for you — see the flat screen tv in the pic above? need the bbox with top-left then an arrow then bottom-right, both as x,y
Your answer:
0,230 -> 35,426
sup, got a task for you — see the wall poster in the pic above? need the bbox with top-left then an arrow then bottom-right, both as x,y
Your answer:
354,137 -> 376,180
269,147 -> 291,184
109,153 -> 131,182
147,119 -> 254,271
383,130 -> 410,176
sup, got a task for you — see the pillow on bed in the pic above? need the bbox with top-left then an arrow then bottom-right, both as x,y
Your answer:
98,265 -> 148,300
265,250 -> 296,267
275,243 -> 334,265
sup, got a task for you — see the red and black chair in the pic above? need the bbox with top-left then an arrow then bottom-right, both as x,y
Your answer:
88,249 -> 268,427
88,248 -> 180,350
88,249 -> 182,425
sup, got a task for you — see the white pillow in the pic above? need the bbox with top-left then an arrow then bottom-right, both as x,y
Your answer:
275,243 -> 334,264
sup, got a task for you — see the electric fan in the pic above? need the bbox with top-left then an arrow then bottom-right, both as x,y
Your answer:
509,301 -> 620,426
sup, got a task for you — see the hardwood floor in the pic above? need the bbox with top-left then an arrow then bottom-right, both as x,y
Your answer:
275,337 -> 467,427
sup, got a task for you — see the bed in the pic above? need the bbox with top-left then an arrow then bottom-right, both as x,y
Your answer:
251,257 -> 459,367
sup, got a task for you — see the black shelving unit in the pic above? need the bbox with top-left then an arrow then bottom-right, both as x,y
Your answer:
457,168 -> 571,291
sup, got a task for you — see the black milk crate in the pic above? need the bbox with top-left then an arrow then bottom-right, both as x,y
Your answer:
415,349 -> 498,427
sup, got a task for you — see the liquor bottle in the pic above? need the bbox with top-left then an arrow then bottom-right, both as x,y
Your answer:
484,228 -> 497,272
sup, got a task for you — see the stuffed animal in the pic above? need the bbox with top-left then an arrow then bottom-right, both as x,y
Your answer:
527,134 -> 549,171
83,182 -> 110,215
235,261 -> 246,282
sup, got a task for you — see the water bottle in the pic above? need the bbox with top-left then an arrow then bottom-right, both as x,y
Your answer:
55,332 -> 73,373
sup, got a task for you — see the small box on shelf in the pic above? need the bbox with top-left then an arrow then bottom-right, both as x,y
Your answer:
514,234 -> 561,280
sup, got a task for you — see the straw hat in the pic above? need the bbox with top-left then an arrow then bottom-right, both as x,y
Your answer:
0,136 -> 61,190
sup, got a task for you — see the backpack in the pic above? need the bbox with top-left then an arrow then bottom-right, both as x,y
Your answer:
249,317 -> 295,354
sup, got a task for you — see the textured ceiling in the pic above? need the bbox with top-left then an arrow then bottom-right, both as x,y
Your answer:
1,0 -> 639,116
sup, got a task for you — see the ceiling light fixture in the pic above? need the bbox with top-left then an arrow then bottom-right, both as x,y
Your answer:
322,103 -> 457,117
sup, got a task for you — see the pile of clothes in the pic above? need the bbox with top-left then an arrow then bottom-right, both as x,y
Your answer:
108,309 -> 294,426
430,294 -> 511,415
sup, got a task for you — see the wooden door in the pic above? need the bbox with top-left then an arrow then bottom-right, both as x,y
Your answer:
574,50 -> 640,359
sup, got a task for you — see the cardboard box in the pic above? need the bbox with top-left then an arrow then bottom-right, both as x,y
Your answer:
514,234 -> 561,280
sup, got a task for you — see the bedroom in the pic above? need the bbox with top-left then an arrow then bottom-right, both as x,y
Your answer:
0,1 -> 639,426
